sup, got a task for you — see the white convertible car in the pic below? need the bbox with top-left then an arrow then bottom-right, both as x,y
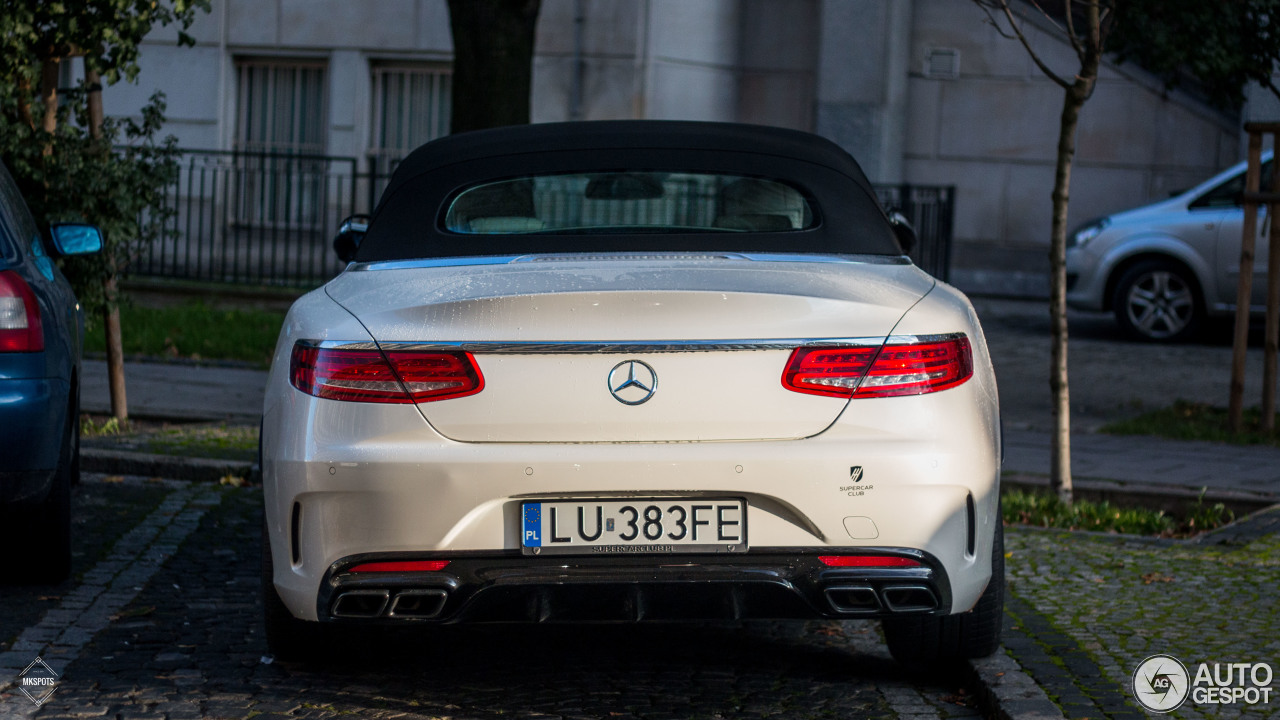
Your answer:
261,121 -> 1003,664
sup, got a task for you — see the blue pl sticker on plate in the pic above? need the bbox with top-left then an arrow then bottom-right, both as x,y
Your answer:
523,503 -> 542,547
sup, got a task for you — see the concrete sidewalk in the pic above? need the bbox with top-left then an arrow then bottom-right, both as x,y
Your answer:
82,358 -> 1280,502
1004,428 -> 1280,504
82,359 -> 267,424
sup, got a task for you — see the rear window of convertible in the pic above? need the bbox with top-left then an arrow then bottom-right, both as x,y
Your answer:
443,172 -> 816,235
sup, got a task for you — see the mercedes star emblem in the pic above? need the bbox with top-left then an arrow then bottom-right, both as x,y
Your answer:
608,360 -> 658,405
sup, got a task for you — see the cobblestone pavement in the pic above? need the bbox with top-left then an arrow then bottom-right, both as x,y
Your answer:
1001,515 -> 1280,719
1,480 -> 986,720
971,298 -> 1274,433
0,481 -> 173,657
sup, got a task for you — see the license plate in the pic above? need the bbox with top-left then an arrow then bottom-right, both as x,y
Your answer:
521,499 -> 747,555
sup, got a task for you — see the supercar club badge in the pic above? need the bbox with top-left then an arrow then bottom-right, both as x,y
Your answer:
1133,654 -> 1191,713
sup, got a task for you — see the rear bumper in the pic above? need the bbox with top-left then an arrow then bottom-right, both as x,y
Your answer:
0,377 -> 66,504
264,394 -> 1001,623
316,549 -> 953,623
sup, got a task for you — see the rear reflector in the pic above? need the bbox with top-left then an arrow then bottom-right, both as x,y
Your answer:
290,343 -> 484,403
818,556 -> 923,568
782,335 -> 972,399
0,270 -> 43,352
348,560 -> 451,573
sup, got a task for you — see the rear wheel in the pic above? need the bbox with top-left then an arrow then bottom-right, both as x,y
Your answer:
1112,259 -> 1201,342
69,383 -> 81,486
261,520 -> 325,661
882,522 -> 1004,664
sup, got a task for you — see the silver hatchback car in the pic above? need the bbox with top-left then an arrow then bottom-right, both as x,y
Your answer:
1067,152 -> 1272,341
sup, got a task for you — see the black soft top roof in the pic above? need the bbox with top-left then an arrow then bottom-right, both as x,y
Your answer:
356,120 -> 901,262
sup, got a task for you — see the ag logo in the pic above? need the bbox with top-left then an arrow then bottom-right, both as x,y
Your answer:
1133,654 -> 1190,713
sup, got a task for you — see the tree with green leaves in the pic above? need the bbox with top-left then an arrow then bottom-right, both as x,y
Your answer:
0,0 -> 211,420
1108,0 -> 1280,109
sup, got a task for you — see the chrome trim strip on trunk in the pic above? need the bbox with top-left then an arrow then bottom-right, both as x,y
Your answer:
346,252 -> 913,272
297,333 -> 964,354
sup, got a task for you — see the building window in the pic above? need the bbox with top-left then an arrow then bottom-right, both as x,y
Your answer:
234,59 -> 328,155
370,63 -> 452,175
233,59 -> 328,228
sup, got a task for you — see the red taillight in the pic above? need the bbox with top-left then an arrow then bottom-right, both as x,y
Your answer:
348,560 -> 450,573
290,343 -> 484,403
782,335 -> 972,399
818,556 -> 923,568
0,270 -> 43,353
781,346 -> 878,398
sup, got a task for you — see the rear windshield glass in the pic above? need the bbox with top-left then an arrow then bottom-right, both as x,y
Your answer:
443,172 -> 816,234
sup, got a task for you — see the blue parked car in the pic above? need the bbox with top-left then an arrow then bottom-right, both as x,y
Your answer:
0,159 -> 102,583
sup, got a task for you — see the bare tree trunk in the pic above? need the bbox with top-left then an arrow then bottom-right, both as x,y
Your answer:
103,277 -> 128,421
1229,132 -> 1264,433
16,75 -> 37,130
86,69 -> 104,139
86,68 -> 129,421
39,59 -> 59,135
971,0 -> 1107,504
446,0 -> 541,133
1047,66 -> 1098,504
1048,85 -> 1088,504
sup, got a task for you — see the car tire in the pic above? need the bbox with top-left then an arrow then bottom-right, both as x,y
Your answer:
1112,259 -> 1201,342
11,396 -> 76,584
70,384 -> 81,487
261,520 -> 326,661
882,521 -> 1004,664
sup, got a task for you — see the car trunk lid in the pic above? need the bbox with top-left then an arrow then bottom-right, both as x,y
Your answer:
324,257 -> 934,442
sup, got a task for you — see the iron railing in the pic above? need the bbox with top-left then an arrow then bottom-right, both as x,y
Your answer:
132,150 -> 367,286
134,150 -> 954,286
876,184 -> 954,282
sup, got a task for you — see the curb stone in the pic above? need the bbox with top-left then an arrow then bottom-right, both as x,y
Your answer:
968,650 -> 1066,720
80,447 -> 254,483
1003,473 -> 1278,514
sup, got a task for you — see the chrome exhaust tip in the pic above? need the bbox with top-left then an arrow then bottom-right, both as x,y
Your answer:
388,589 -> 448,619
331,589 -> 390,618
824,585 -> 882,614
880,585 -> 939,613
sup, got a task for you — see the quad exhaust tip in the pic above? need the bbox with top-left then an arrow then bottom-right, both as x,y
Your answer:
824,585 -> 882,614
824,584 -> 939,614
332,588 -> 449,619
332,589 -> 390,618
388,589 -> 448,618
880,585 -> 939,613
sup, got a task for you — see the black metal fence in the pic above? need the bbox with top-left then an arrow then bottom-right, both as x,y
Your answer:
131,151 -> 375,287
876,184 -> 955,282
133,150 -> 954,287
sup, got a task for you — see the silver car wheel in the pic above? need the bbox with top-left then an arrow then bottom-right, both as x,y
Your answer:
1123,270 -> 1194,339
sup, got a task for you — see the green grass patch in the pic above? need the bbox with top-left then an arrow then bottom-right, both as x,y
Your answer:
1002,487 -> 1234,537
142,423 -> 258,461
81,416 -> 259,462
84,300 -> 284,366
1101,399 -> 1280,447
